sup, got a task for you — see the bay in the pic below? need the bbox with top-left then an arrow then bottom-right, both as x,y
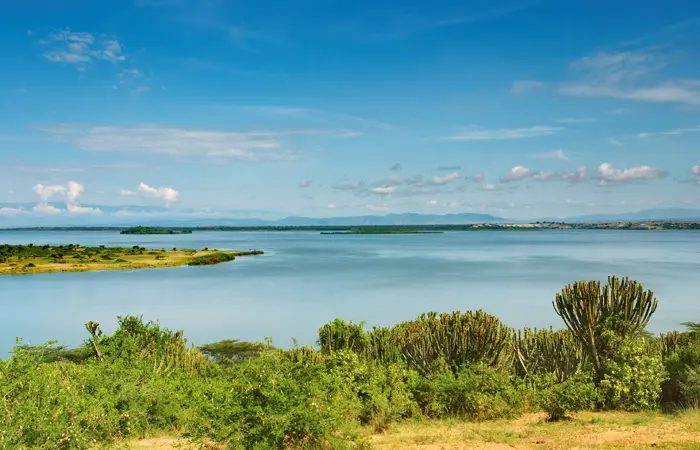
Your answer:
0,230 -> 698,357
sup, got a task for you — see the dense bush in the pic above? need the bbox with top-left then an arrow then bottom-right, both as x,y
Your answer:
599,334 -> 667,411
535,371 -> 600,421
662,336 -> 700,409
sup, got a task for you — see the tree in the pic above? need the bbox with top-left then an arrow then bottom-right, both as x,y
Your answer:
553,276 -> 657,380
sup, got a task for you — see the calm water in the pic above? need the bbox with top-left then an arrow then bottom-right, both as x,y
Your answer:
1,230 -> 698,356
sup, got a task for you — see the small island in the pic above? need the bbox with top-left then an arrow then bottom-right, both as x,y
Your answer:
0,244 -> 263,275
320,229 -> 444,235
120,226 -> 193,235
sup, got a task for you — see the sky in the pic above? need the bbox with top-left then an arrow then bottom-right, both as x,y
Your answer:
0,0 -> 699,223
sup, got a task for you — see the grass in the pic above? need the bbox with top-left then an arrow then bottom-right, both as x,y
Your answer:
0,246 -> 263,275
368,410 -> 700,449
122,411 -> 700,449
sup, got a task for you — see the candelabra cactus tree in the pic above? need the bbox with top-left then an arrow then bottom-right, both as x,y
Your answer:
553,276 -> 657,380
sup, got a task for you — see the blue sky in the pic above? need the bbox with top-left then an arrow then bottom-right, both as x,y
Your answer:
0,0 -> 699,223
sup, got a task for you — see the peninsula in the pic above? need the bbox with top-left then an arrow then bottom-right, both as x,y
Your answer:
0,244 -> 263,275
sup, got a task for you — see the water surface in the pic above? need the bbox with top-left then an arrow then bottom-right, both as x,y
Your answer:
1,230 -> 698,356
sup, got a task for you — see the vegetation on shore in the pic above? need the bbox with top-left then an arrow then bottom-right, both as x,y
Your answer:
4,220 -> 700,233
120,226 -> 193,235
0,244 -> 263,274
2,276 -> 699,449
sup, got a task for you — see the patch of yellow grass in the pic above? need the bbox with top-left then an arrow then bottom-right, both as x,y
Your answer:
370,411 -> 700,449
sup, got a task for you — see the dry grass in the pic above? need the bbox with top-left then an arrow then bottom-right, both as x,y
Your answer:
0,249 -> 255,275
370,410 -> 700,449
122,411 -> 700,449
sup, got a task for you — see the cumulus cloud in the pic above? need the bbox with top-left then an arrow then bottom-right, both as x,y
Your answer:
499,166 -> 533,182
426,199 -> 438,205
533,171 -> 557,181
298,179 -> 312,188
431,172 -> 460,185
43,123 -> 359,162
561,165 -> 588,182
531,149 -> 569,160
32,183 -> 65,214
441,126 -> 562,141
597,162 -> 665,182
65,181 -> 101,214
136,182 -> 180,205
0,207 -> 24,217
692,165 -> 700,185
480,183 -> 499,191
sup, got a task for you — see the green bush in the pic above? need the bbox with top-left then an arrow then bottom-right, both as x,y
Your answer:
412,363 -> 526,420
662,339 -> 700,409
536,371 -> 600,420
599,334 -> 667,411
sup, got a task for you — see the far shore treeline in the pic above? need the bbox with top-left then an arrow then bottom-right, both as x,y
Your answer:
1,220 -> 700,233
2,275 -> 699,448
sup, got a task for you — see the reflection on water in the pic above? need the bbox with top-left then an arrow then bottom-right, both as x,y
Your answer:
1,230 -> 698,356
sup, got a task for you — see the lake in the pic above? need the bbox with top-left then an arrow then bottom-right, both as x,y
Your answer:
0,230 -> 698,357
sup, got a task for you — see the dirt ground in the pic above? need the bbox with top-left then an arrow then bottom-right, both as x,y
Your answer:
124,411 -> 700,449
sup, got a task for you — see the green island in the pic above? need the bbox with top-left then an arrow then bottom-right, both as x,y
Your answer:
3,276 -> 700,449
0,244 -> 263,274
320,229 -> 444,235
120,226 -> 194,235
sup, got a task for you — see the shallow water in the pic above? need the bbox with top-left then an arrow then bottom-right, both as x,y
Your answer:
0,230 -> 698,356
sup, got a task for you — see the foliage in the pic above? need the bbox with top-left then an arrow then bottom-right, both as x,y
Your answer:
198,339 -> 272,365
535,371 -> 600,421
553,276 -> 657,379
598,334 -> 667,411
411,363 -> 526,420
186,252 -> 237,266
120,226 -> 193,235
662,336 -> 700,409
515,328 -> 586,381
318,318 -> 368,354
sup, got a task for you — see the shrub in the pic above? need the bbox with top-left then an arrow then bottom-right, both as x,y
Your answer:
187,252 -> 236,266
536,371 -> 600,421
412,363 -> 525,420
662,338 -> 700,409
599,334 -> 667,411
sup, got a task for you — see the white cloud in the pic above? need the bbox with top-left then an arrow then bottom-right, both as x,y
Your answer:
33,183 -> 66,202
692,165 -> 700,185
531,148 -> 569,160
0,207 -> 24,217
43,124 -> 359,161
370,185 -> 397,195
298,179 -> 312,188
534,171 -> 557,181
597,162 -> 665,182
632,125 -> 700,139
120,189 -> 136,196
555,117 -> 597,124
510,80 -> 545,94
42,29 -> 125,67
499,166 -> 533,182
426,199 -> 438,205
480,183 -> 499,191
447,200 -> 462,208
556,51 -> 700,106
66,181 -> 101,214
32,203 -> 63,215
608,138 -> 625,147
431,172 -> 460,185
138,182 -> 180,205
441,126 -> 562,141
561,165 -> 588,182
472,172 -> 485,183
326,204 -> 337,209
366,204 -> 389,212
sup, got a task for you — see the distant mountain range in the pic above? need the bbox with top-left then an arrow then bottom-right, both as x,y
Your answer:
1,204 -> 699,228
